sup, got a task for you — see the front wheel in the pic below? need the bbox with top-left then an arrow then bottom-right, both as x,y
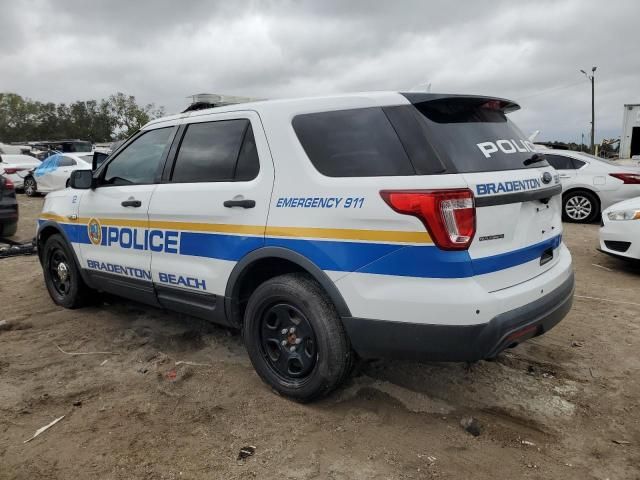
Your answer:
23,176 -> 38,197
243,273 -> 352,402
42,234 -> 91,308
563,190 -> 599,223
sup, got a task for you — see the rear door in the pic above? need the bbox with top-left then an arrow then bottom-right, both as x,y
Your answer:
148,111 -> 273,321
399,96 -> 564,291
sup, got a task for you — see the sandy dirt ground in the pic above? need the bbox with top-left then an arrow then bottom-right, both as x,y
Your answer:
1,196 -> 639,479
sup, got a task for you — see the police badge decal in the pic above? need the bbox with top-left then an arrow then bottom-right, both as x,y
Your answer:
87,218 -> 102,246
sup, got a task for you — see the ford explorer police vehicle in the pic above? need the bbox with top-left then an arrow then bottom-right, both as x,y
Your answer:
37,92 -> 574,401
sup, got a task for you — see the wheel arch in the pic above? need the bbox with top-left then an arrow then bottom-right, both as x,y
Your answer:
37,221 -> 93,286
224,247 -> 352,328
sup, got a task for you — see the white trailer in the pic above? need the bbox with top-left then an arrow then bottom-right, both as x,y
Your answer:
620,104 -> 640,159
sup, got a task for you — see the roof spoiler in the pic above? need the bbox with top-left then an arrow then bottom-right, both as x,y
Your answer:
400,93 -> 520,114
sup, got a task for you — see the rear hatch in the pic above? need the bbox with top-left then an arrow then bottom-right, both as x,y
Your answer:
389,94 -> 563,291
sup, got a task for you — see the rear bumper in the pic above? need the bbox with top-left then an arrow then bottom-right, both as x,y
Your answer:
342,271 -> 574,362
0,206 -> 19,224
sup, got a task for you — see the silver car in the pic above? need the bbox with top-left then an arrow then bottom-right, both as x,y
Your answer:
539,149 -> 640,223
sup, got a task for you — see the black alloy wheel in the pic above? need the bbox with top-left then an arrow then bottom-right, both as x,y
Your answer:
243,273 -> 352,402
48,246 -> 72,298
42,234 -> 91,308
259,303 -> 317,380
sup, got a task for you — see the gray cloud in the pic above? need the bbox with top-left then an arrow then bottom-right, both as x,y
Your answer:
1,0 -> 638,142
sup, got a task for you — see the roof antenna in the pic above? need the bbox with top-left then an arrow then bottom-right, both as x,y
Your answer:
408,80 -> 432,92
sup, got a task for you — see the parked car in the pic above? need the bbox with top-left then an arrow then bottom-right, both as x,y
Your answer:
0,142 -> 31,155
36,92 -> 574,401
23,152 -> 94,196
0,154 -> 42,191
0,175 -> 18,237
599,196 -> 640,261
539,149 -> 640,223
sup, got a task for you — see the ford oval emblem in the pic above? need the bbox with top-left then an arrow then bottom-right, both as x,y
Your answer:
542,171 -> 552,184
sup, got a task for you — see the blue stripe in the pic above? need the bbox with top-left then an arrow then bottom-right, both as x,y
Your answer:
39,220 -> 561,278
266,237 -> 402,272
180,231 -> 263,261
471,235 -> 562,275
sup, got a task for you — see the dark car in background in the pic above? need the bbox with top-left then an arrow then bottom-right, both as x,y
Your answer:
0,175 -> 18,237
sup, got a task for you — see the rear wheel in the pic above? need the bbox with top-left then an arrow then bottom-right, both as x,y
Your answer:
563,190 -> 599,223
23,176 -> 38,197
42,234 -> 91,308
243,273 -> 352,402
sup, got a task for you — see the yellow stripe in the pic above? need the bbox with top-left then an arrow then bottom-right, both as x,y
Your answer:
40,213 -> 74,223
40,214 -> 431,244
265,225 -> 430,243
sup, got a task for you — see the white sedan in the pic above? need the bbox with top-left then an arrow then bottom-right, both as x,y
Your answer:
0,154 -> 41,190
538,148 -> 640,223
599,197 -> 640,261
23,152 -> 94,196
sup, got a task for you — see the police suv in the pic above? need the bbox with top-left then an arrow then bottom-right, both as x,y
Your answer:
37,92 -> 574,401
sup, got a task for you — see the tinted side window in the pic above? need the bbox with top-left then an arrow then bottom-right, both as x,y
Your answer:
235,124 -> 260,181
59,156 -> 76,167
103,127 -> 173,185
292,107 -> 415,177
171,120 -> 248,183
171,120 -> 249,183
546,154 -> 575,170
572,159 -> 586,169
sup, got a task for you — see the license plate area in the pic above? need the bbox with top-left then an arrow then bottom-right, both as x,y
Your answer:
540,247 -> 554,266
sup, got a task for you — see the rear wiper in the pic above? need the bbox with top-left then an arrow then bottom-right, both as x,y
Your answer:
523,153 -> 546,166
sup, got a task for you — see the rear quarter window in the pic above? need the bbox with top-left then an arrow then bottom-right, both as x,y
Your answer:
292,107 -> 415,177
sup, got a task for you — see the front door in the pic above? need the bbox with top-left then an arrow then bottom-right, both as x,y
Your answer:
77,126 -> 177,304
148,112 -> 274,321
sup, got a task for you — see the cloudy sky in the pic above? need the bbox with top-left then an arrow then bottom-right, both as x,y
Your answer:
1,0 -> 638,143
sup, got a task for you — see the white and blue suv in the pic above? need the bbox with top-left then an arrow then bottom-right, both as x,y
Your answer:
37,92 -> 574,401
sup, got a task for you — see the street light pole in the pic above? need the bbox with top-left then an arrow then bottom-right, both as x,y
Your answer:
580,66 -> 597,154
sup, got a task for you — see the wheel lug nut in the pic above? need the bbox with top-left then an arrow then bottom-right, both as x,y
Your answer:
289,346 -> 296,352
295,338 -> 302,344
289,327 -> 295,333
281,340 -> 287,346
281,328 -> 288,335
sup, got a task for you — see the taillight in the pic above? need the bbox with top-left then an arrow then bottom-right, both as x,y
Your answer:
380,189 -> 476,250
2,167 -> 24,175
4,177 -> 15,190
609,173 -> 640,184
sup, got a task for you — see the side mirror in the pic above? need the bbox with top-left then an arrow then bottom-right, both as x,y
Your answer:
69,170 -> 93,189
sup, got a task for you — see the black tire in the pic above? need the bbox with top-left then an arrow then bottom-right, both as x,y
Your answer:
243,273 -> 352,402
42,234 -> 91,308
23,176 -> 38,197
563,190 -> 599,223
0,221 -> 17,237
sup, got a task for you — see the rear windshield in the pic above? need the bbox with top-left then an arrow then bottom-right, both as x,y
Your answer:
408,98 -> 548,173
293,99 -> 547,177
